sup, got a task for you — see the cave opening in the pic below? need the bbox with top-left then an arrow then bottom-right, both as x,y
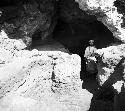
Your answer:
53,16 -> 118,56
52,12 -> 122,83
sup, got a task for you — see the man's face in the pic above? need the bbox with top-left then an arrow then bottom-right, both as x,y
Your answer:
89,42 -> 94,45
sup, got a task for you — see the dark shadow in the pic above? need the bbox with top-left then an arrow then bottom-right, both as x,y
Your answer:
81,57 -> 99,94
88,57 -> 125,111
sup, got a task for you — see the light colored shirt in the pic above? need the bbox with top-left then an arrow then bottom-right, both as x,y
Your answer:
84,46 -> 97,58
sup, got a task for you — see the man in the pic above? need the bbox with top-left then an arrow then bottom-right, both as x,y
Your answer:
84,40 -> 98,74
84,40 -> 97,59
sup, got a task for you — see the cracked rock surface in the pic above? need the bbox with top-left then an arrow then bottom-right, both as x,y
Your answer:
0,0 -> 57,49
95,44 -> 125,86
89,44 -> 125,111
75,0 -> 125,42
0,30 -> 92,111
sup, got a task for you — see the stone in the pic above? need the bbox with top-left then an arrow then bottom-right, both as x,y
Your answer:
0,0 -> 58,49
95,44 -> 125,86
88,44 -> 125,111
0,30 -> 93,111
75,0 -> 125,42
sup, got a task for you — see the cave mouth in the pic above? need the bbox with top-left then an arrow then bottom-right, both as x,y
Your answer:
53,17 -> 122,56
52,15 -> 123,83
0,0 -> 122,54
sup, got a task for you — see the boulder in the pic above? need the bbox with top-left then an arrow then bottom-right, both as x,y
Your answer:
95,44 -> 125,86
0,30 -> 93,111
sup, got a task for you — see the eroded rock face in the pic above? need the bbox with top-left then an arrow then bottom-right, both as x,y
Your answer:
95,44 -> 125,85
58,0 -> 96,23
0,0 -> 57,49
0,30 -> 92,111
75,0 -> 125,42
91,44 -> 125,111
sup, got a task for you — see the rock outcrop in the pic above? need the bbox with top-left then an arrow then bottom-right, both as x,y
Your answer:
88,44 -> 125,111
95,44 -> 125,86
0,30 -> 93,111
0,0 -> 57,49
75,0 -> 125,42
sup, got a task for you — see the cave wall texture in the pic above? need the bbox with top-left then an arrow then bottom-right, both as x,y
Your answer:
75,0 -> 125,43
0,0 -> 58,50
0,0 -> 122,52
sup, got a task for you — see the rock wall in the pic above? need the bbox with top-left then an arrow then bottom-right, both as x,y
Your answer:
89,44 -> 125,111
0,0 -> 57,49
75,0 -> 125,42
95,44 -> 125,86
0,30 -> 93,111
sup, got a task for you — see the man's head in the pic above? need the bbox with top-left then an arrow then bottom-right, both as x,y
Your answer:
89,40 -> 94,46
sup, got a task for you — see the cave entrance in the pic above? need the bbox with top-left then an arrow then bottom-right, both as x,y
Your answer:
53,18 -> 120,55
53,15 -> 122,82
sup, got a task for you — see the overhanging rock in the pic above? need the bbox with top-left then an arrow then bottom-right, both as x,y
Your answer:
75,0 -> 125,42
0,30 -> 92,111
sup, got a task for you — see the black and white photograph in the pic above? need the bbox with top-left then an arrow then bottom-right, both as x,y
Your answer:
0,0 -> 124,111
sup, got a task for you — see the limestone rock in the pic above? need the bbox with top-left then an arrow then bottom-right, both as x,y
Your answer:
0,31 -> 92,111
75,0 -> 125,42
88,44 -> 125,111
0,0 -> 57,48
95,44 -> 125,87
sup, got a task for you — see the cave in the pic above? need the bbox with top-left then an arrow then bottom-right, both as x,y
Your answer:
0,0 -> 124,111
48,0 -> 123,56
0,0 -> 121,91
51,0 -> 122,82
53,17 -> 116,55
0,0 -> 122,54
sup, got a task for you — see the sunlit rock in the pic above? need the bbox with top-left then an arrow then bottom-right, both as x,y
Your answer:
75,0 -> 125,42
95,44 -> 125,87
0,30 -> 92,111
88,44 -> 125,111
